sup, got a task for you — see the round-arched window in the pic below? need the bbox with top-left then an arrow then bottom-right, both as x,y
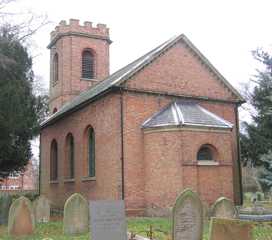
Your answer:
65,133 -> 74,179
197,145 -> 214,161
50,139 -> 58,181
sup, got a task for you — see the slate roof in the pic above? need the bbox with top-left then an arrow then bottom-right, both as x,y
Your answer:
41,34 -> 244,128
142,101 -> 233,129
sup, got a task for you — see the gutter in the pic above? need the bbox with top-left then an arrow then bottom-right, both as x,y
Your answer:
120,89 -> 125,200
38,134 -> 41,196
235,104 -> 243,205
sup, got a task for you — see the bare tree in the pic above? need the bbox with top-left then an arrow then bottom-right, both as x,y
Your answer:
0,0 -> 50,43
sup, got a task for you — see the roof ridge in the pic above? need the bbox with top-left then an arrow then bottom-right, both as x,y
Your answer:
173,102 -> 184,125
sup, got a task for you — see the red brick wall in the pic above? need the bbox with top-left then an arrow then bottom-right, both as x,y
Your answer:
143,129 -> 234,208
122,91 -> 238,213
40,93 -> 122,208
125,40 -> 238,102
49,19 -> 110,112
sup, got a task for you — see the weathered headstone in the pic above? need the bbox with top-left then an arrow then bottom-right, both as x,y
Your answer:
0,194 -> 12,225
90,200 -> 127,240
8,196 -> 35,237
208,217 -> 253,240
63,193 -> 89,235
211,197 -> 238,219
33,195 -> 50,223
172,188 -> 203,240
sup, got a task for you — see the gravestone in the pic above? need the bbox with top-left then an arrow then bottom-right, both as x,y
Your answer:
0,194 -> 12,225
33,195 -> 50,223
172,188 -> 203,240
90,200 -> 127,240
63,193 -> 89,235
208,217 -> 253,240
211,197 -> 238,219
8,196 -> 35,237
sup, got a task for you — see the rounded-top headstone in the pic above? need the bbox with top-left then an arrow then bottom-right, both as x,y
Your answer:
172,188 -> 203,240
63,193 -> 89,235
211,197 -> 238,219
33,195 -> 50,223
8,196 -> 35,237
0,193 -> 12,225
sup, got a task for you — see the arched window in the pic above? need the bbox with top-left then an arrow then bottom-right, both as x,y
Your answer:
53,108 -> 58,114
50,140 -> 58,181
87,127 -> 95,177
82,50 -> 95,79
52,53 -> 59,84
65,133 -> 74,179
197,145 -> 214,161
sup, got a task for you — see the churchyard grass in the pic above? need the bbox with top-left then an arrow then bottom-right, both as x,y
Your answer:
0,218 -> 271,239
0,221 -> 89,240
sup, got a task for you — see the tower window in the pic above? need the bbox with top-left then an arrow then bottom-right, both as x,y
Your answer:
82,50 -> 95,79
52,53 -> 59,85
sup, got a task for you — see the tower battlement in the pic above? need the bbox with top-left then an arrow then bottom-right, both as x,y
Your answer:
48,19 -> 111,48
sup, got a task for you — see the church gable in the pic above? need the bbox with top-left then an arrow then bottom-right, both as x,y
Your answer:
124,38 -> 242,102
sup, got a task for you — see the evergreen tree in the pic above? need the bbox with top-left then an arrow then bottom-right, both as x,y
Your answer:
258,151 -> 272,193
241,49 -> 272,192
0,27 -> 48,178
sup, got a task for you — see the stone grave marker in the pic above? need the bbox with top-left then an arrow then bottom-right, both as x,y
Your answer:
33,195 -> 50,223
211,197 -> 238,219
208,217 -> 253,240
0,194 -> 12,225
172,188 -> 203,240
8,196 -> 35,237
90,200 -> 127,240
63,193 -> 89,235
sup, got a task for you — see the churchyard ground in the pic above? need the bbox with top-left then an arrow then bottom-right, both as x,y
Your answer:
0,217 -> 271,240
0,217 -> 204,240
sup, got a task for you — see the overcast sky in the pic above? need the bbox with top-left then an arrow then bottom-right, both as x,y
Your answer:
6,0 -> 272,95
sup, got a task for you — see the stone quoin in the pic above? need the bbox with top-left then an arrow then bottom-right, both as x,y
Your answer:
40,19 -> 244,216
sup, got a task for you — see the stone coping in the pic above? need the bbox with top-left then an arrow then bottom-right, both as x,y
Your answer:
63,178 -> 75,183
197,160 -> 219,166
81,176 -> 96,182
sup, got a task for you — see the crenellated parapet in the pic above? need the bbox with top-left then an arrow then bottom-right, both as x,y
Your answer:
48,19 -> 111,48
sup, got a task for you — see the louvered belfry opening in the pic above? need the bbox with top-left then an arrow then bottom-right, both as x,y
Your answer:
82,49 -> 95,79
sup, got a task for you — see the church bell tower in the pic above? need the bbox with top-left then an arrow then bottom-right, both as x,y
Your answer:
47,19 -> 111,113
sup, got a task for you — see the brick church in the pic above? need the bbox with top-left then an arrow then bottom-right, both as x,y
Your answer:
40,19 -> 244,215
